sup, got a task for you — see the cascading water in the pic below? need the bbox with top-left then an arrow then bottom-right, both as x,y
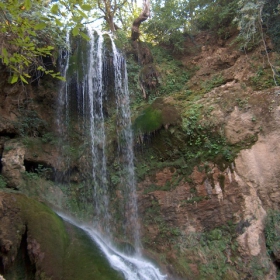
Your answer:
111,39 -> 141,251
56,31 -> 71,183
87,28 -> 110,231
58,212 -> 166,280
58,27 -> 166,279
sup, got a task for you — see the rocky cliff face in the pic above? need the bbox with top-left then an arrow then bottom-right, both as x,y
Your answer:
139,94 -> 280,279
0,32 -> 280,279
136,87 -> 280,279
132,33 -> 280,279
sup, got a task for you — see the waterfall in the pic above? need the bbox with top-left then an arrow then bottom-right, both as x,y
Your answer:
87,28 -> 110,232
111,40 -> 141,251
56,31 -> 71,183
58,27 -> 166,279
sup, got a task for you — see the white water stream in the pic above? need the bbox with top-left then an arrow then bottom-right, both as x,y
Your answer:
58,212 -> 167,280
58,27 -> 167,279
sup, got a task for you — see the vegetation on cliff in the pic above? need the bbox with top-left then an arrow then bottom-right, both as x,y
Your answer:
0,0 -> 280,279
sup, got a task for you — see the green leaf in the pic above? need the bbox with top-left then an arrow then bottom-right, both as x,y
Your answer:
24,0 -> 32,10
77,9 -> 87,18
2,47 -> 8,56
51,4 -> 59,15
81,4 -> 92,11
2,48 -> 9,65
20,75 -> 28,84
55,18 -> 64,27
27,30 -> 36,36
72,16 -> 82,23
34,22 -> 46,30
55,75 -> 66,81
80,32 -> 90,41
72,26 -> 79,36
9,75 -> 19,84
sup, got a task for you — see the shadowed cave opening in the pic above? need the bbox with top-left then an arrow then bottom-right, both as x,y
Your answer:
24,160 -> 54,180
0,133 -> 17,138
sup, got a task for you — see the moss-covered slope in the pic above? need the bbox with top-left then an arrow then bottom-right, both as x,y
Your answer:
0,192 -> 123,280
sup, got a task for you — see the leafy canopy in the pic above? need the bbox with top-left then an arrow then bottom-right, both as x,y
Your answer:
0,0 -> 279,84
0,0 -> 94,84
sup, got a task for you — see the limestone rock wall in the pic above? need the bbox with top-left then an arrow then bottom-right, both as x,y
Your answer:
135,86 -> 280,279
1,140 -> 25,188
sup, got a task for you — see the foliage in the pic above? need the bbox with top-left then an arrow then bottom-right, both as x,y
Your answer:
250,66 -> 280,90
141,0 -> 279,56
133,100 -> 237,187
151,46 -> 190,93
263,0 -> 280,52
194,0 -> 238,36
202,74 -> 226,93
233,0 -> 265,50
58,181 -> 95,219
94,0 -> 127,32
128,46 -> 190,110
143,0 -> 188,51
265,209 -> 280,256
0,0 -> 94,84
174,223 -> 272,279
67,33 -> 90,81
41,132 -> 57,144
143,0 -> 239,49
182,103 -> 235,163
14,108 -> 47,137
126,54 -> 142,105
0,175 -> 7,188
234,0 -> 280,52
35,164 -> 52,179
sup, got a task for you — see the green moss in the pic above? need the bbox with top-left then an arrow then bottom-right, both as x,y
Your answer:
67,35 -> 89,81
15,195 -> 69,278
3,193 -> 123,280
62,224 -> 123,280
249,67 -> 280,90
0,175 -> 7,188
133,106 -> 163,134
201,74 -> 226,93
265,209 -> 280,257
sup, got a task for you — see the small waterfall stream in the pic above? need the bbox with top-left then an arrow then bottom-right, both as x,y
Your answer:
112,39 -> 141,251
87,28 -> 110,231
58,27 -> 166,279
58,212 -> 166,280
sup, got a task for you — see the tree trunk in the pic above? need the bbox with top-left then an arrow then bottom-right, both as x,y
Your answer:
130,0 -> 159,99
131,0 -> 150,41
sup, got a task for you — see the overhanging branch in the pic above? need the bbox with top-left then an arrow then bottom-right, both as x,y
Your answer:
131,0 -> 150,41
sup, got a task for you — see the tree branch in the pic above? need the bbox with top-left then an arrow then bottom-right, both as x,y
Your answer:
131,0 -> 150,41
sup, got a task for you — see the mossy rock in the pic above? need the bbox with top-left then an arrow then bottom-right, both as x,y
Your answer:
133,107 -> 163,134
132,98 -> 181,135
67,33 -> 89,81
0,192 -> 123,280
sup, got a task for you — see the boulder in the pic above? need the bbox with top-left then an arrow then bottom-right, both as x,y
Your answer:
1,140 -> 25,189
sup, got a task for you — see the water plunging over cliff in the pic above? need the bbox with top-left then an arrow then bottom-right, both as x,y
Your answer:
58,27 -> 165,279
111,39 -> 141,251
